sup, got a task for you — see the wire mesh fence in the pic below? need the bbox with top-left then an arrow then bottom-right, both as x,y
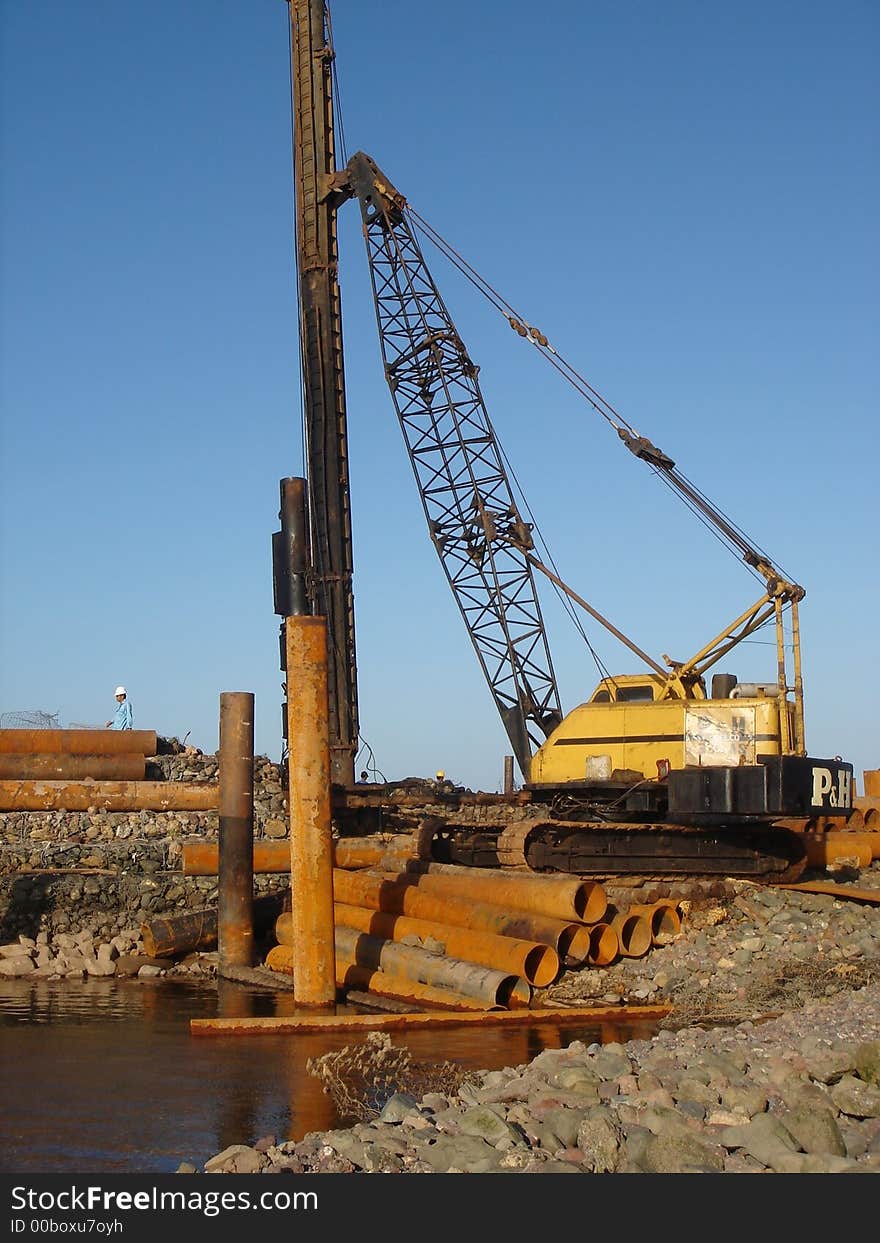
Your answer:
0,710 -> 61,729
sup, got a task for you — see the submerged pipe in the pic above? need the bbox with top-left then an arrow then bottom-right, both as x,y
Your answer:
333,867 -> 593,963
0,728 -> 158,756
332,925 -> 532,1009
0,780 -> 218,811
275,904 -> 559,987
399,860 -> 607,924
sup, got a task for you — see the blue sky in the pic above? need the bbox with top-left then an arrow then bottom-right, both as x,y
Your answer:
1,1 -> 877,792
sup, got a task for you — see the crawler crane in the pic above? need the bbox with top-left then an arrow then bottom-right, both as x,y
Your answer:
274,1 -> 853,881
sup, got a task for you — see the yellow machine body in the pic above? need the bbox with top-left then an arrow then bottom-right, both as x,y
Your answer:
529,674 -> 794,787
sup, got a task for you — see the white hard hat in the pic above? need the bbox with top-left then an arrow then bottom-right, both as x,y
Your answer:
115,686 -> 126,696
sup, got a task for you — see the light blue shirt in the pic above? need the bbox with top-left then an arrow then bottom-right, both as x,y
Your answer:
111,699 -> 133,730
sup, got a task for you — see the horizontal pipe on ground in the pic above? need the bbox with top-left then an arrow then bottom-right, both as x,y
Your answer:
264,944 -> 498,1012
397,860 -> 608,924
0,729 -> 158,756
811,831 -> 880,861
0,753 -> 146,780
332,924 -> 532,1010
607,909 -> 653,958
181,835 -> 415,876
333,867 -> 593,964
586,923 -> 619,966
0,780 -> 218,812
803,837 -> 873,868
628,902 -> 682,945
274,904 -> 559,988
190,1001 -> 674,1036
141,892 -> 289,958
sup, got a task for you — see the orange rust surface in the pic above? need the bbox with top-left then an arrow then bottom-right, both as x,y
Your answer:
0,729 -> 157,756
285,616 -> 336,1007
0,780 -> 218,811
190,1002 -> 673,1036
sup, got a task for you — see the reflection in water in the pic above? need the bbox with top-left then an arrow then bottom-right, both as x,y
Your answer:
0,978 -> 659,1174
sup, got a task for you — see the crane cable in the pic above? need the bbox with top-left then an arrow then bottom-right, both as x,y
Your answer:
406,204 -> 793,591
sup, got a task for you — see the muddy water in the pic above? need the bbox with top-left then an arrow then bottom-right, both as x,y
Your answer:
0,978 -> 660,1174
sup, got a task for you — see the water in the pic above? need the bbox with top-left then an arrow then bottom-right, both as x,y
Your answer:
0,978 -> 660,1174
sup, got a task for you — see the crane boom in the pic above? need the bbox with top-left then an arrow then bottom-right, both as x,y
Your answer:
345,152 -> 562,776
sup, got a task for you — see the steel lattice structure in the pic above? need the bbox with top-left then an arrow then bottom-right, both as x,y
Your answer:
346,152 -> 562,776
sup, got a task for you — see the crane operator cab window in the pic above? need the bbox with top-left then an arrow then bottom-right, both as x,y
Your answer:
590,681 -> 656,704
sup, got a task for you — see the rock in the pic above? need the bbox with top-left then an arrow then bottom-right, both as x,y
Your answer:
204,1145 -> 266,1175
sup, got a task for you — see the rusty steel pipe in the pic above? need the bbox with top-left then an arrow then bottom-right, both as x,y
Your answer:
607,909 -> 653,958
140,892 -> 288,958
629,902 -> 682,945
217,692 -> 255,973
275,904 -> 559,987
265,944 -> 499,1011
286,616 -> 336,1007
804,836 -> 873,868
0,728 -> 157,755
180,834 -> 416,876
0,780 -> 218,811
864,808 -> 880,831
332,925 -> 532,1010
586,923 -> 619,966
400,860 -> 607,924
333,867 -> 593,964
0,753 -> 146,780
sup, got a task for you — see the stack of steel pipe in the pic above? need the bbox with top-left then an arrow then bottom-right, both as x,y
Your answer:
333,866 -> 597,966
0,727 -> 220,812
271,924 -> 532,1009
274,905 -> 559,987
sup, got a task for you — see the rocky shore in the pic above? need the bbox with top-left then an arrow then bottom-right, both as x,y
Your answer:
3,744 -> 878,1176
190,866 -> 880,1176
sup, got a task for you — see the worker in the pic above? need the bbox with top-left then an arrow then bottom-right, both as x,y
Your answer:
106,686 -> 133,730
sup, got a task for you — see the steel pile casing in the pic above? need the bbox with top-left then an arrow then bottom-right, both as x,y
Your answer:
285,616 -> 336,1008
